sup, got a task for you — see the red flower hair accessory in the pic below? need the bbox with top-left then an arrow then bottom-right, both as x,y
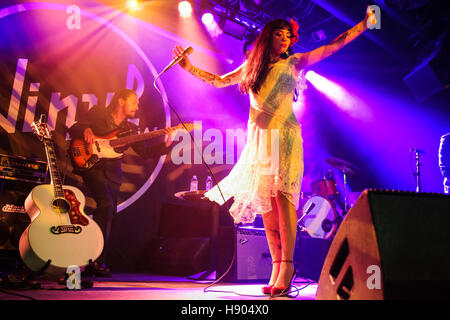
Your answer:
289,18 -> 300,47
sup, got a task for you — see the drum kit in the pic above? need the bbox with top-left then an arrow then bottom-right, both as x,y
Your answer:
297,157 -> 360,240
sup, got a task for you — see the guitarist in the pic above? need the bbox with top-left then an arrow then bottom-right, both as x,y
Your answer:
68,88 -> 175,276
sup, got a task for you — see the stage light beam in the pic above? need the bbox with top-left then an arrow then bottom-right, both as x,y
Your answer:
305,70 -> 372,121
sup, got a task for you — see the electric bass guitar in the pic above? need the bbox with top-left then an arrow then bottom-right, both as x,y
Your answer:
69,122 -> 195,169
19,116 -> 104,276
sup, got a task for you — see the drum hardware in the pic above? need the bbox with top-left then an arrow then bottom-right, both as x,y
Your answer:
325,157 -> 360,215
174,190 -> 208,201
299,158 -> 360,239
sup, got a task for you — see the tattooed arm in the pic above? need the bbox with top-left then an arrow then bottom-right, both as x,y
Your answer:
186,64 -> 244,88
293,9 -> 376,70
173,45 -> 244,88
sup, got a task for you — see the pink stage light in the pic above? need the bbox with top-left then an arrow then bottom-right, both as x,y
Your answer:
178,1 -> 192,18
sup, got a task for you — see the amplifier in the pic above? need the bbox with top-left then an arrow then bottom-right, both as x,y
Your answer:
0,154 -> 47,184
217,226 -> 272,282
0,183 -> 32,251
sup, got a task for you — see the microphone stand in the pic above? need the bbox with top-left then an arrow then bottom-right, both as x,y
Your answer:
152,53 -> 227,205
342,169 -> 348,214
413,150 -> 422,193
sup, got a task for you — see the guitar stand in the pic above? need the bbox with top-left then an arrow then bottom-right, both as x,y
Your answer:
0,259 -> 94,290
61,271 -> 94,289
58,259 -> 100,289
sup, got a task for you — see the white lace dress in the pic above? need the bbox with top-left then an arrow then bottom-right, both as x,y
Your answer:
205,56 -> 304,224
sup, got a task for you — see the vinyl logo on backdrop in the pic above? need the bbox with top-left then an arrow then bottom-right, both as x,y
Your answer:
0,2 -> 170,212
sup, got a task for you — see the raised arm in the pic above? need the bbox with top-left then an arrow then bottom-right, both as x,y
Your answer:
173,45 -> 244,88
293,8 -> 376,70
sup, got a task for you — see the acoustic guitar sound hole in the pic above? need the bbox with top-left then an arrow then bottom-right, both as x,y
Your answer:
52,198 -> 71,214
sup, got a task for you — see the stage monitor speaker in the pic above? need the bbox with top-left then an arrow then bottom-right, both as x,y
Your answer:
148,199 -> 220,275
316,189 -> 450,300
217,226 -> 272,282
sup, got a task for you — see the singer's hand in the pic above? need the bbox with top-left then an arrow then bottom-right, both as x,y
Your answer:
173,45 -> 192,70
365,5 -> 377,28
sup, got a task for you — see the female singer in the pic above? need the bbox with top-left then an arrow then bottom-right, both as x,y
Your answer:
173,9 -> 376,297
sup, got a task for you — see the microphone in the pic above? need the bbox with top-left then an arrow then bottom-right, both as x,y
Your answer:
161,46 -> 193,73
304,202 -> 315,215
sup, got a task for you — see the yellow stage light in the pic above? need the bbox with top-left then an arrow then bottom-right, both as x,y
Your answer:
178,1 -> 192,18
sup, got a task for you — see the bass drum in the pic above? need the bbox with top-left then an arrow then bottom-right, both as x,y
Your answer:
298,196 -> 338,239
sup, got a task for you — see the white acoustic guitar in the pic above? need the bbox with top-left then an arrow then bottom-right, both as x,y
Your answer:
19,116 -> 104,276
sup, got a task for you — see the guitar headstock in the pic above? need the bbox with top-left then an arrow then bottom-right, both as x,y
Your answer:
31,115 -> 51,142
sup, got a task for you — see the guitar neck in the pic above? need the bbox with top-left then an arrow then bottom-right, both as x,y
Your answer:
43,138 -> 64,198
110,127 -> 169,147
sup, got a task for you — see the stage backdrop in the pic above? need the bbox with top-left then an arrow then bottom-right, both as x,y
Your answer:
0,1 -> 253,270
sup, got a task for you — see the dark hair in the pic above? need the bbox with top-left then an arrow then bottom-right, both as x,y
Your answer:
239,19 -> 295,95
108,89 -> 136,109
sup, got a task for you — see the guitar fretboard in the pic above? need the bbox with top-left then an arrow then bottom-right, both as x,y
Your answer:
109,123 -> 192,147
43,138 -> 64,198
109,127 -> 170,147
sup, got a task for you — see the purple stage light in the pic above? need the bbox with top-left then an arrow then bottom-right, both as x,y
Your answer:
201,12 -> 222,38
201,12 -> 214,25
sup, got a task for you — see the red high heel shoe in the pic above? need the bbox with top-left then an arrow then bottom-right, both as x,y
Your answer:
262,260 -> 281,295
270,260 -> 296,297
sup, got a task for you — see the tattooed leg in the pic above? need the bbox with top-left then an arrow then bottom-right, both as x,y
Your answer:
263,199 -> 282,286
274,191 -> 298,289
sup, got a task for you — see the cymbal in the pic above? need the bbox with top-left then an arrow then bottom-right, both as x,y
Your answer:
326,157 -> 360,174
174,190 -> 207,201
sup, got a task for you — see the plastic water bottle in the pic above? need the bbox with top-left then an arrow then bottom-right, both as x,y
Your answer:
190,175 -> 198,191
205,176 -> 213,191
